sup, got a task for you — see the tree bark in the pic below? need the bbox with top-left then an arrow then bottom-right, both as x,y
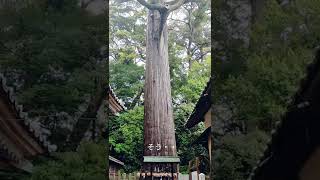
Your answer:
143,0 -> 177,157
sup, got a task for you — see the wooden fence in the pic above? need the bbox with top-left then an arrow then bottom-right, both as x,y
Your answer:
109,172 -> 138,180
109,172 -> 190,180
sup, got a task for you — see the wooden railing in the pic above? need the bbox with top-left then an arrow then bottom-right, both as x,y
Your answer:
109,172 -> 138,180
109,172 -> 190,179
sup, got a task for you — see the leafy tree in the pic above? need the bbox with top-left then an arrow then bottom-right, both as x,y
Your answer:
109,61 -> 144,108
109,106 -> 144,172
177,57 -> 211,104
109,0 -> 146,109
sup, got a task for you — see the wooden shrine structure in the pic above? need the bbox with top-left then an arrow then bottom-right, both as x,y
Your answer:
186,78 -> 212,160
108,86 -> 125,178
248,49 -> 320,180
185,78 -> 212,178
108,86 -> 125,115
109,155 -> 125,179
0,73 -> 56,173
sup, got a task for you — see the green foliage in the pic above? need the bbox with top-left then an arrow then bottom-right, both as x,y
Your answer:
178,57 -> 211,104
173,57 -> 211,167
168,41 -> 187,95
19,84 -> 82,113
214,131 -> 269,180
221,49 -> 311,130
0,3 -> 108,178
174,103 -> 207,168
215,0 -> 319,132
0,0 -> 105,115
109,0 -> 146,108
0,170 -> 29,180
251,0 -> 320,52
109,61 -> 144,107
213,0 -> 320,179
28,142 -> 107,180
109,106 -> 144,172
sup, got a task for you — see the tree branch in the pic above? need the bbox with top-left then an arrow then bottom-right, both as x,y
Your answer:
136,0 -> 166,10
136,46 -> 146,61
129,87 -> 144,109
136,0 -> 195,12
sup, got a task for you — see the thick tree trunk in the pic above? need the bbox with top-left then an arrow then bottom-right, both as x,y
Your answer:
143,2 -> 177,158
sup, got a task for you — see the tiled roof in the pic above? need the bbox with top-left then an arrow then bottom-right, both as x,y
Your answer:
108,85 -> 126,113
0,73 -> 57,153
109,155 -> 124,166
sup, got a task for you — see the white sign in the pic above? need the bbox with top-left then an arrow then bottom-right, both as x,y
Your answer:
147,143 -> 168,151
148,144 -> 154,151
156,143 -> 161,151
